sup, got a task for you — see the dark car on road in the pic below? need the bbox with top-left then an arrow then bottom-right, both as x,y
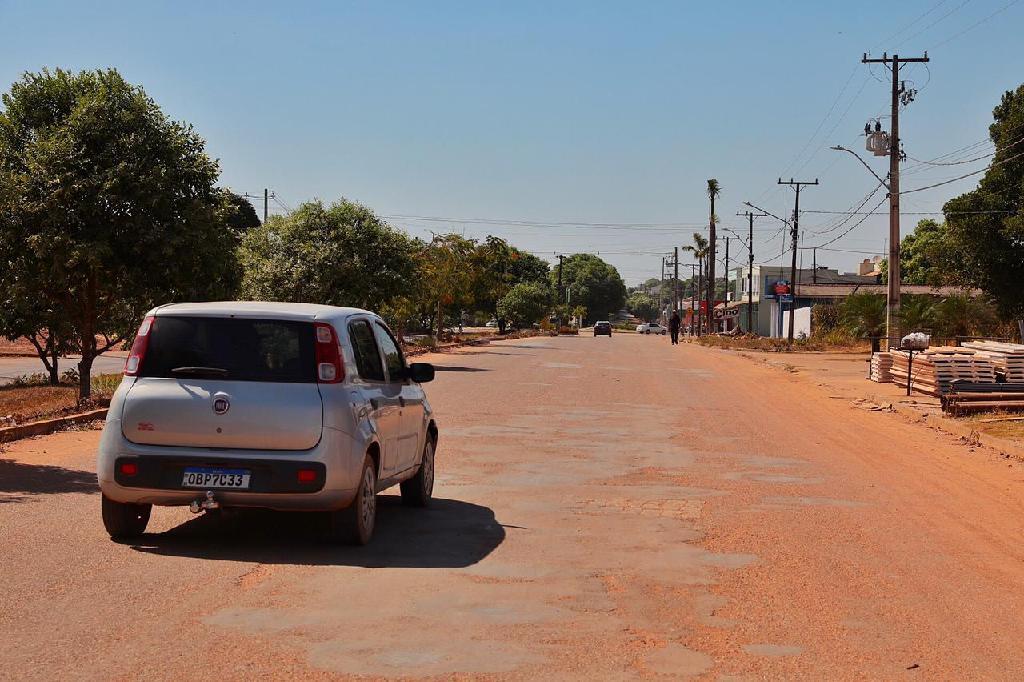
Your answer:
593,321 -> 612,337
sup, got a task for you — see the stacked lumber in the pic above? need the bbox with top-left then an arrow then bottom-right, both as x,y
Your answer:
961,341 -> 1024,383
870,352 -> 893,383
890,347 -> 996,397
943,381 -> 1024,415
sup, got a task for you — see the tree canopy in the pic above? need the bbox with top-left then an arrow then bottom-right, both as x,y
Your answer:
238,198 -> 418,312
496,282 -> 551,328
943,83 -> 1024,318
626,291 -> 658,321
0,68 -> 240,397
552,253 -> 626,324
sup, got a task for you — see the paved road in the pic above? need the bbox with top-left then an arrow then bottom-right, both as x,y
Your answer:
0,353 -> 127,385
3,335 -> 1024,678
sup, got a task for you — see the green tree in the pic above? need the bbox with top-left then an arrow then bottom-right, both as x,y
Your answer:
238,198 -> 418,312
841,293 -> 886,339
898,295 -> 937,333
496,282 -> 551,328
552,253 -> 626,325
881,219 -> 952,286
943,83 -> 1024,320
0,68 -> 240,398
682,233 -> 710,332
419,233 -> 478,338
507,248 -> 550,286
469,238 -> 549,333
219,189 -> 262,233
933,295 -> 997,339
627,291 -> 658,321
900,219 -> 951,286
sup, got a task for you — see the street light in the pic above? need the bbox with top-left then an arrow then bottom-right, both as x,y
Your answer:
830,145 -> 890,189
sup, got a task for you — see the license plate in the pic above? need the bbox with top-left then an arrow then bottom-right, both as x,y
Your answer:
181,467 -> 251,489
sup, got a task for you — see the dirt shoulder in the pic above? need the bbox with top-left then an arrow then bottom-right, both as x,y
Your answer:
709,344 -> 1024,457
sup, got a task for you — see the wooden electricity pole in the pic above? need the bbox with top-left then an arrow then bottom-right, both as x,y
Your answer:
778,178 -> 818,347
862,51 -> 929,348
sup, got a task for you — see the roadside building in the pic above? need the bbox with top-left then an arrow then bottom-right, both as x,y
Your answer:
729,263 -> 878,337
729,261 -> 977,337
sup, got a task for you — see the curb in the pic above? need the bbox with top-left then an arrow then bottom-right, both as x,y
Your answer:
0,408 -> 108,444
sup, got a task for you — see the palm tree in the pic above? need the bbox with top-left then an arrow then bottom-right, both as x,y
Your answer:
706,179 -> 722,332
682,232 -> 710,335
898,295 -> 936,334
841,293 -> 886,348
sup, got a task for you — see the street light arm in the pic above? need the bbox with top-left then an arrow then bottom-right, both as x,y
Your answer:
742,201 -> 789,227
830,145 -> 890,189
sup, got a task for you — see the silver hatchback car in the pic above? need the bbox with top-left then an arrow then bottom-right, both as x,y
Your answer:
96,302 -> 438,545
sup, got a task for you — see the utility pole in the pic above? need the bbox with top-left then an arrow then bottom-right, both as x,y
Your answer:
737,210 -> 767,335
696,255 -> 704,337
862,51 -> 929,348
557,254 -> 564,327
812,247 -> 817,283
673,247 -> 680,313
778,178 -> 819,347
243,189 -> 276,224
723,237 -> 730,331
660,257 -> 666,319
687,264 -> 697,335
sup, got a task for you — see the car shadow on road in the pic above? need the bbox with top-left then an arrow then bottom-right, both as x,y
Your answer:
0,458 -> 98,502
129,495 -> 505,568
433,366 -> 490,372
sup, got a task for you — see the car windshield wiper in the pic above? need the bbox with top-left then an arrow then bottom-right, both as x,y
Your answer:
170,366 -> 230,377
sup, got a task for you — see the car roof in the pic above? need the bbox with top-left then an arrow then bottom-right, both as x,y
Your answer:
150,301 -> 373,321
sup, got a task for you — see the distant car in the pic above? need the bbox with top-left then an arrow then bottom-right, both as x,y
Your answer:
636,322 -> 667,335
593,321 -> 612,337
485,320 -> 498,328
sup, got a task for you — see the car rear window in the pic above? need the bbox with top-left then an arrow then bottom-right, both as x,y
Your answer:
140,316 -> 317,383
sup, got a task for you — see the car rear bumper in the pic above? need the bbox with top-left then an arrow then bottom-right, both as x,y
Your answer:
97,418 -> 359,511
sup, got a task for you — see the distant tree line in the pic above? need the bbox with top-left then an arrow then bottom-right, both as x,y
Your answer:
0,68 -> 628,399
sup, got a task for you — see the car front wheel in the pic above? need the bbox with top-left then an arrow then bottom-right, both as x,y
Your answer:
101,494 -> 151,540
401,437 -> 435,507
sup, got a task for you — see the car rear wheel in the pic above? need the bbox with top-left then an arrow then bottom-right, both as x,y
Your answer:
401,438 -> 435,507
101,494 -> 151,539
327,456 -> 377,545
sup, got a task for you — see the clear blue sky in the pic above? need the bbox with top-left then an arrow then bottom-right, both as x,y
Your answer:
2,0 -> 1022,285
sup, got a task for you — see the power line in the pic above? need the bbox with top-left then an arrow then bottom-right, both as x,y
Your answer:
808,182 -> 886,236
902,147 -> 1024,194
382,213 -> 704,229
812,195 -> 889,249
900,0 -> 975,46
930,0 -> 1023,49
874,0 -> 951,49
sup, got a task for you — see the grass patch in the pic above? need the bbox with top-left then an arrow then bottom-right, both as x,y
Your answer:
691,335 -> 869,353
0,372 -> 122,425
959,413 -> 1024,443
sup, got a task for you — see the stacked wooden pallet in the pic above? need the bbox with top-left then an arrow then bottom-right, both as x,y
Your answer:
961,341 -> 1024,383
869,352 -> 893,383
890,347 -> 996,397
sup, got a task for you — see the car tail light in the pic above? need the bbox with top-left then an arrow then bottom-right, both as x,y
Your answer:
124,316 -> 155,376
120,461 -> 138,476
313,322 -> 344,383
297,469 -> 317,483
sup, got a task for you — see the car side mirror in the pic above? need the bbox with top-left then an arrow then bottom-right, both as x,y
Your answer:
408,362 -> 435,383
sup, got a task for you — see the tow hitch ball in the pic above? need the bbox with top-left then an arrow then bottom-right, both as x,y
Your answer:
189,491 -> 220,514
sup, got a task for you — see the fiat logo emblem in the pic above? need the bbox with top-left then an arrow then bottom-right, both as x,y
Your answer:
213,398 -> 230,415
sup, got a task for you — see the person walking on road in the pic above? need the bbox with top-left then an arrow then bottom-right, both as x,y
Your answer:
669,311 -> 681,345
